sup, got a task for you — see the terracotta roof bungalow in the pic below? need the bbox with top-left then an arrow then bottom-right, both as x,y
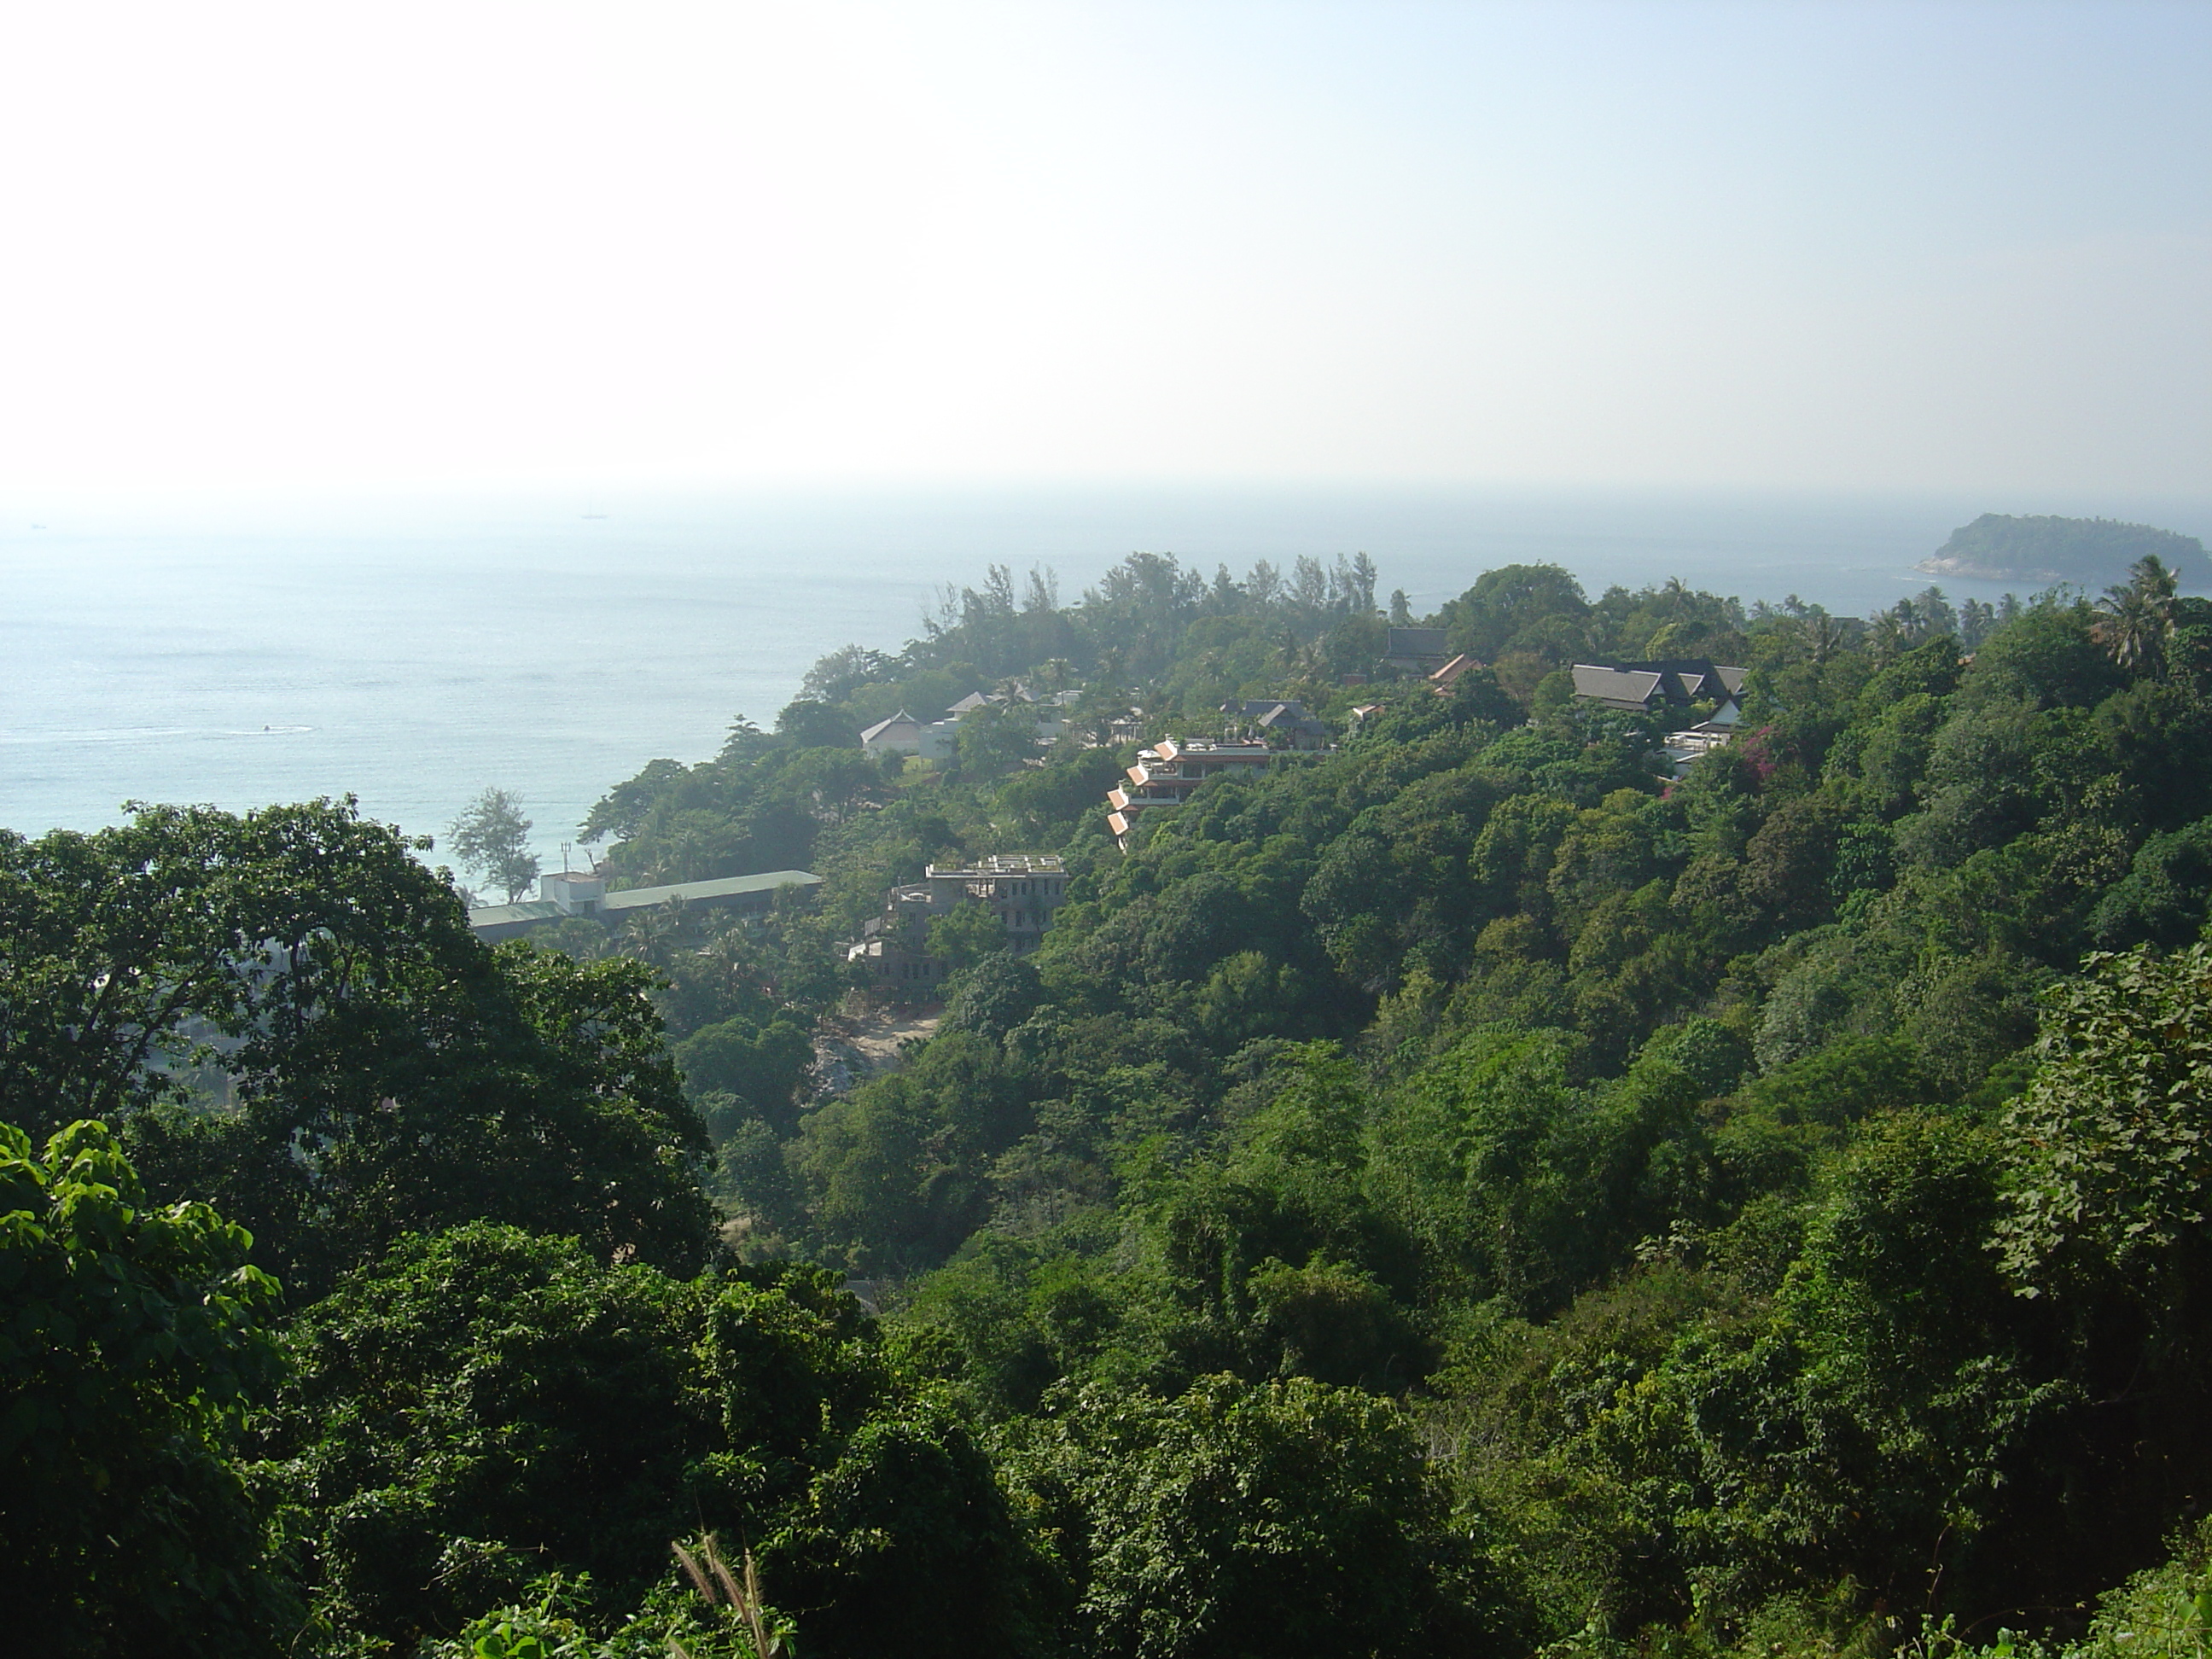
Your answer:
1106,737 -> 1277,849
1427,653 -> 1484,695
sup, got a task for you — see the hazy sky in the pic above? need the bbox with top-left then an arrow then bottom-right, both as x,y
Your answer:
3,1 -> 2205,496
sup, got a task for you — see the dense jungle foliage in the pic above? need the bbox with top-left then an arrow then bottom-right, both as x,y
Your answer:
7,549 -> 2212,1658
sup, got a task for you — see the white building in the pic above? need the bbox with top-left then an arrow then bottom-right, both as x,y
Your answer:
859,710 -> 959,760
859,690 -> 1071,761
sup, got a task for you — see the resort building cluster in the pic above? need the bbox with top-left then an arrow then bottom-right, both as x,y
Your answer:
465,652 -> 1747,970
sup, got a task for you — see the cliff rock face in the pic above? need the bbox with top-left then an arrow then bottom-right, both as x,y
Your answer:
1918,514 -> 2208,585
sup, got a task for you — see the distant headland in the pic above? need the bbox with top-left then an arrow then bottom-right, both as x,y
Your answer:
1917,513 -> 2208,586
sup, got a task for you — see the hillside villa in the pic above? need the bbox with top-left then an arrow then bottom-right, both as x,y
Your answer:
841,853 -> 1070,992
1569,657 -> 1749,775
859,687 -> 1076,760
1106,737 -> 1278,850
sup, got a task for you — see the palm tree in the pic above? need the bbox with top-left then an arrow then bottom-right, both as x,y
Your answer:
1795,608 -> 1845,667
1867,606 -> 1905,661
616,902 -> 681,971
2095,554 -> 2179,674
1913,585 -> 1958,641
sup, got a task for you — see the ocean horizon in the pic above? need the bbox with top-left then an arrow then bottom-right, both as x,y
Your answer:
7,481 -> 2207,877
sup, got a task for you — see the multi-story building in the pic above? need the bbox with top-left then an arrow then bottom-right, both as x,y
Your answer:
841,853 -> 1070,992
917,853 -> 1069,950
1105,737 -> 1277,849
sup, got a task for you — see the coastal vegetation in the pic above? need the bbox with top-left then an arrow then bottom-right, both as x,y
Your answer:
448,785 -> 543,906
7,549 -> 2212,1656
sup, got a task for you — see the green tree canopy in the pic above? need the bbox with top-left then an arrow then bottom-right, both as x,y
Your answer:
1012,1373 -> 1519,1658
259,1223 -> 1045,1656
447,785 -> 540,904
0,1119 -> 291,1656
0,800 -> 713,1298
1997,943 -> 2212,1314
928,898 -> 1013,975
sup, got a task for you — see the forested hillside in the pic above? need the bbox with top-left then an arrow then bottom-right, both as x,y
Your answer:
9,550 -> 2212,1658
1919,514 -> 2209,586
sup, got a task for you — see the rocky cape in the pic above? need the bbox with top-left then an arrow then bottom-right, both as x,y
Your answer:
1918,513 -> 2208,585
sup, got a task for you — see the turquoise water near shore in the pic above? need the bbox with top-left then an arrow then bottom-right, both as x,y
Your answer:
5,484 -> 2205,875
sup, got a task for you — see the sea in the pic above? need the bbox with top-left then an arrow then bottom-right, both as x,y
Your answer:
5,483 -> 2207,876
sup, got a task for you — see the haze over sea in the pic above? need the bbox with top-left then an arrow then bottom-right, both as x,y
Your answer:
7,484 -> 2207,878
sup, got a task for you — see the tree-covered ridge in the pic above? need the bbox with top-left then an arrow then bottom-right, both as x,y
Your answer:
1919,512 -> 2208,585
10,550 -> 2212,1656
